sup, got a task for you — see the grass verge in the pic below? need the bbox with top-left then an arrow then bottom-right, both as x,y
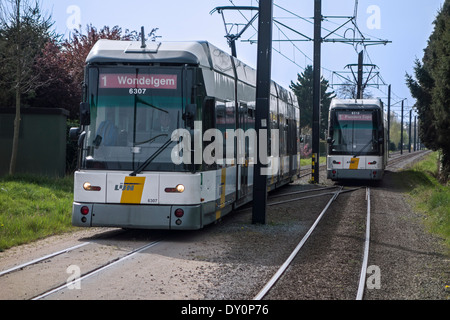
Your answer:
0,174 -> 75,251
399,152 -> 450,250
300,156 -> 326,167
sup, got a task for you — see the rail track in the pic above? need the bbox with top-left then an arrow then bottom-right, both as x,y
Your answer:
253,185 -> 372,300
0,150 -> 431,300
0,230 -> 169,300
32,239 -> 162,300
386,150 -> 430,170
0,184 -> 367,301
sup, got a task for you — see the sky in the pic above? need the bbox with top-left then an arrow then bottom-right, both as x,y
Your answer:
39,0 -> 445,118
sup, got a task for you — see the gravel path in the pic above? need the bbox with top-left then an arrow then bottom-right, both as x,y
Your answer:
202,152 -> 448,300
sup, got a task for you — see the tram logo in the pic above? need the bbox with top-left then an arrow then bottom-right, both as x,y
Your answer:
114,177 -> 146,204
115,182 -> 140,191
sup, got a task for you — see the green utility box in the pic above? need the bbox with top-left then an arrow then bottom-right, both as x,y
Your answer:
0,108 -> 69,177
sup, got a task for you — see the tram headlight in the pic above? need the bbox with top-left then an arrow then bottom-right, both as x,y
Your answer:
83,182 -> 101,191
165,184 -> 185,193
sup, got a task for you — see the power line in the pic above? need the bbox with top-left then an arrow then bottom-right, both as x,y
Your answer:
213,1 -> 398,102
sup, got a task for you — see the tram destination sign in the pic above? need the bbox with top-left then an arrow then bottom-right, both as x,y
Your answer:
99,73 -> 177,90
338,113 -> 372,121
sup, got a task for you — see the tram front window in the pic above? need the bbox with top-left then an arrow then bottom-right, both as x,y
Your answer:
329,110 -> 379,156
81,67 -> 187,171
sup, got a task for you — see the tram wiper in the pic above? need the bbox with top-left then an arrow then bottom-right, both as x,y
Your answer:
130,138 -> 173,176
134,133 -> 168,146
136,96 -> 168,114
353,139 -> 373,158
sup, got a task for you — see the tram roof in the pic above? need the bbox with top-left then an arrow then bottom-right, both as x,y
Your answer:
86,39 -> 298,107
86,40 -> 212,66
330,98 -> 383,110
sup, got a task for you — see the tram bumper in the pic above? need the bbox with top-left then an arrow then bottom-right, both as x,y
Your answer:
72,202 -> 202,230
327,169 -> 383,181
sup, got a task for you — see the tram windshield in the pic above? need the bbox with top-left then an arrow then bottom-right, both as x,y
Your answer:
81,66 -> 188,171
329,110 -> 380,156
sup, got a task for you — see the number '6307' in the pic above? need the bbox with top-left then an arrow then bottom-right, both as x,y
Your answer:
129,88 -> 147,95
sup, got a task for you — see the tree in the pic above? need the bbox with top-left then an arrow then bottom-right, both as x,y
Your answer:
406,0 -> 450,182
0,0 -> 55,175
31,39 -> 78,115
54,25 -> 143,118
290,65 -> 335,139
335,80 -> 374,100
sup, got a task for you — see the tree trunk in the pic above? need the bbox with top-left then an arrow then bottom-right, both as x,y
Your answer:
9,86 -> 21,175
9,0 -> 22,176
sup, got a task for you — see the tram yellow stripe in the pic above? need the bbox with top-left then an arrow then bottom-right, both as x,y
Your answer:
120,176 -> 146,204
349,158 -> 359,170
220,168 -> 226,208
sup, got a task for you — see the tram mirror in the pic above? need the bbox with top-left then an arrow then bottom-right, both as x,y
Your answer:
80,102 -> 90,125
183,104 -> 197,128
78,131 -> 86,147
69,127 -> 81,141
186,104 -> 197,117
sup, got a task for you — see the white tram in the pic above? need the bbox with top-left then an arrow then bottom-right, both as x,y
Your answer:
70,40 -> 301,230
326,99 -> 388,181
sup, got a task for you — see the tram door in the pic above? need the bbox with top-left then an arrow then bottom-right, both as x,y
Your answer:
238,103 -> 252,198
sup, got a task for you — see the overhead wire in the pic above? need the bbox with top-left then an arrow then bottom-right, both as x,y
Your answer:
224,0 -> 408,108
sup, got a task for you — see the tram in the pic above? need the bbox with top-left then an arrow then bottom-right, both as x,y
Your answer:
70,39 -> 301,230
326,98 -> 388,181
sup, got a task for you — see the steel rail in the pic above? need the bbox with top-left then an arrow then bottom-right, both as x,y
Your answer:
0,242 -> 90,278
356,187 -> 371,300
267,186 -> 361,207
386,150 -> 428,169
268,185 -> 339,199
253,186 -> 344,300
32,239 -> 162,300
0,229 -> 129,278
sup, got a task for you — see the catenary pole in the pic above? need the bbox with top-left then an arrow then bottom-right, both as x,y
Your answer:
409,109 -> 412,153
400,100 -> 404,155
387,84 -> 391,156
252,0 -> 273,224
311,0 -> 322,183
357,50 -> 363,99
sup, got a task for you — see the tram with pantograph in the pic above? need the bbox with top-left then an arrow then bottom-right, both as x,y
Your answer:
70,39 -> 301,230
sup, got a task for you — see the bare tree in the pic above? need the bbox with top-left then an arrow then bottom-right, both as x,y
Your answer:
334,80 -> 374,99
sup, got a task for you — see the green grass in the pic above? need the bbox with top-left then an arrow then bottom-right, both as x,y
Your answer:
300,156 -> 326,167
399,152 -> 450,250
0,174 -> 75,251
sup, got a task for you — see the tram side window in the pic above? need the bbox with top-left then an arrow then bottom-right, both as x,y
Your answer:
215,101 -> 226,166
203,97 -> 215,131
214,100 -> 236,167
202,97 -> 216,170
